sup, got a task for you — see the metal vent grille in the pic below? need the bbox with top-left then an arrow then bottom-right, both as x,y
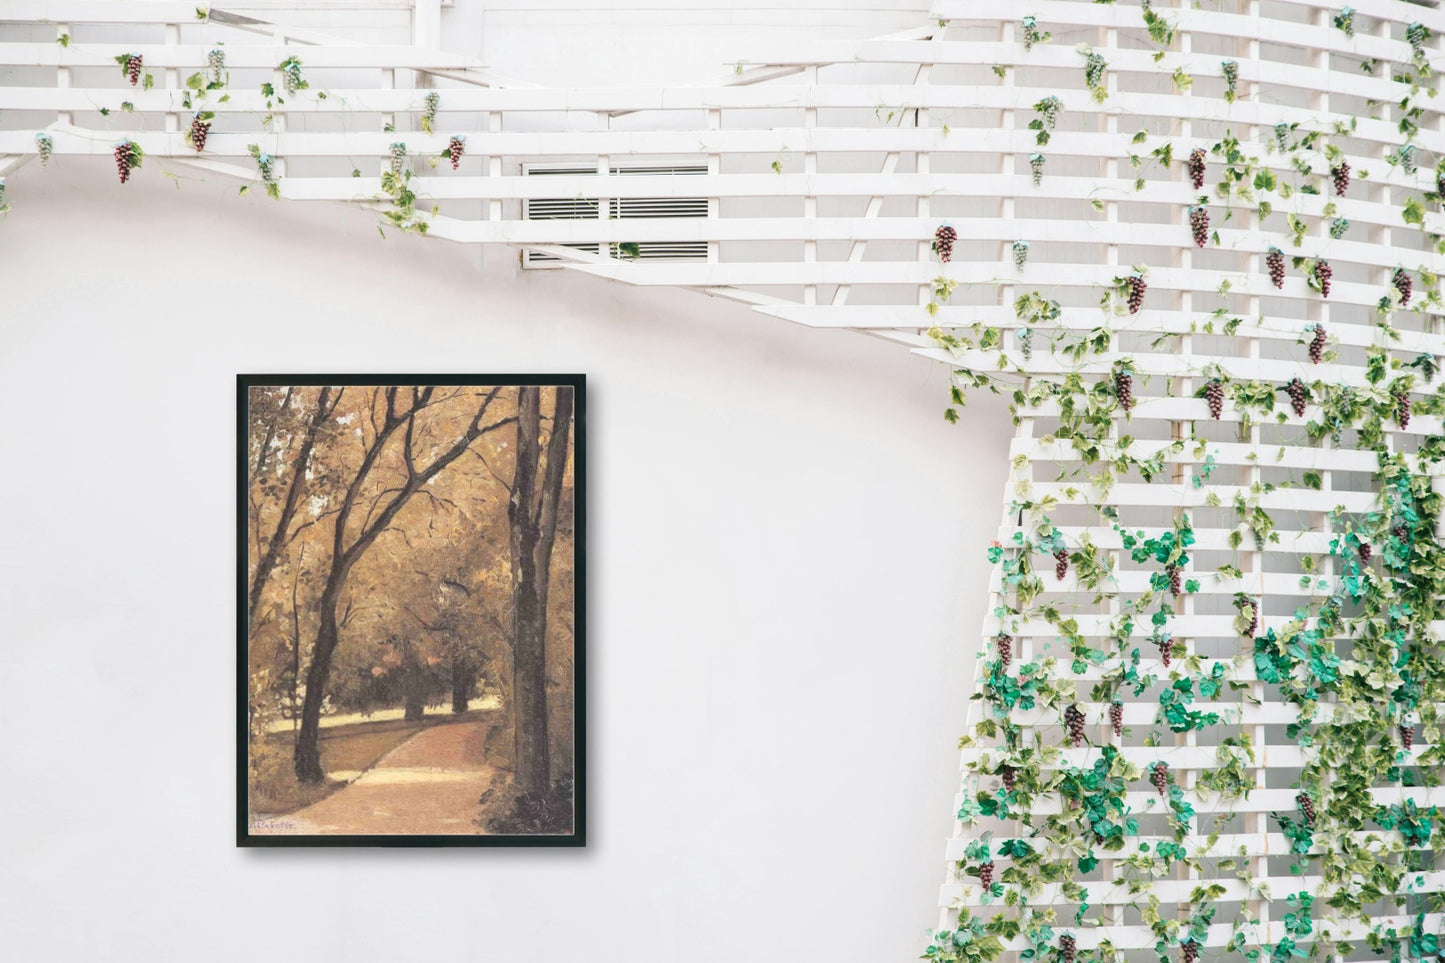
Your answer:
524,165 -> 708,266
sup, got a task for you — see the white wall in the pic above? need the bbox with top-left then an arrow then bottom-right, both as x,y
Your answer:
0,159 -> 1009,961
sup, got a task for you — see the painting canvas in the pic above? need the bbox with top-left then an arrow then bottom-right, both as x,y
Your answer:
238,375 -> 584,846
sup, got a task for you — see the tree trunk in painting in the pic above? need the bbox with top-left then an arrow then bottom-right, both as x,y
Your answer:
509,386 -> 573,795
451,653 -> 472,714
294,584 -> 341,784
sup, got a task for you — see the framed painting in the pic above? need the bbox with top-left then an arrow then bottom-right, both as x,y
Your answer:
237,375 -> 585,847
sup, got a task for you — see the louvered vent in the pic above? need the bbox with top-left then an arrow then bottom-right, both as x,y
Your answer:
523,165 -> 708,266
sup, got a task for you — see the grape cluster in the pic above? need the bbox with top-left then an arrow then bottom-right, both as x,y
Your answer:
1084,51 -> 1107,91
1222,59 -> 1239,99
978,860 -> 995,889
1054,549 -> 1070,580
1402,724 -> 1416,750
1189,205 -> 1209,247
1157,638 -> 1173,667
1114,368 -> 1134,411
1059,935 -> 1077,963
34,131 -> 52,167
1182,942 -> 1199,963
1308,325 -> 1327,364
189,114 -> 210,153
1297,792 -> 1316,826
1243,599 -> 1259,637
114,140 -> 136,183
1359,542 -> 1373,565
1400,143 -> 1419,176
1109,701 -> 1123,738
1013,240 -> 1029,271
1329,217 -> 1350,240
1019,327 -> 1034,361
1030,153 -> 1045,186
999,764 -> 1017,792
1393,524 -> 1409,543
1125,275 -> 1146,314
1331,160 -> 1351,196
1285,377 -> 1308,417
1205,380 -> 1224,420
1313,259 -> 1332,298
1187,148 -> 1206,190
388,142 -> 407,176
207,47 -> 226,76
1396,388 -> 1411,429
1266,246 -> 1286,289
447,136 -> 465,170
1036,96 -> 1062,131
995,633 -> 1013,669
1151,762 -> 1169,795
934,224 -> 957,263
1439,171 -> 1445,198
423,91 -> 440,129
281,59 -> 305,96
1064,704 -> 1086,747
1167,564 -> 1182,596
1394,267 -> 1413,307
125,54 -> 143,86
1022,16 -> 1042,51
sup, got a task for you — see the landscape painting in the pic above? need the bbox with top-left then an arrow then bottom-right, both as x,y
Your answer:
238,376 -> 584,846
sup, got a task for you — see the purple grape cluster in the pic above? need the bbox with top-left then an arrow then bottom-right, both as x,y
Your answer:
1059,935 -> 1077,963
1309,325 -> 1327,364
1331,160 -> 1351,196
1205,380 -> 1224,420
1115,369 -> 1134,411
1182,941 -> 1199,963
126,54 -> 143,86
1064,704 -> 1086,747
1394,267 -> 1413,307
1396,388 -> 1411,429
1157,638 -> 1173,667
1314,259 -> 1333,298
1297,792 -> 1316,826
1266,246 -> 1286,289
1187,148 -> 1206,190
1054,549 -> 1070,580
999,764 -> 1017,792
1189,205 -> 1209,247
978,860 -> 995,889
1359,542 -> 1372,565
447,136 -> 465,170
1285,377 -> 1308,417
1109,701 -> 1123,738
1151,762 -> 1169,795
996,633 -> 1013,668
1243,599 -> 1259,637
1402,724 -> 1415,750
1126,275 -> 1146,313
189,115 -> 210,153
934,224 -> 957,263
114,141 -> 136,183
1167,564 -> 1182,596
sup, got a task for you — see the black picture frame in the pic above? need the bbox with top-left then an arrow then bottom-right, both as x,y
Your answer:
237,374 -> 587,848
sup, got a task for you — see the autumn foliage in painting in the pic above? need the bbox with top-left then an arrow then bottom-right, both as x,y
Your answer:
244,383 -> 578,838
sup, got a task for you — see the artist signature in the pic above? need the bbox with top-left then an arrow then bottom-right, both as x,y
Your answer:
250,817 -> 299,832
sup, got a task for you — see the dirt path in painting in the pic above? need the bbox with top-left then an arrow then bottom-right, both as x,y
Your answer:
251,717 -> 505,836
